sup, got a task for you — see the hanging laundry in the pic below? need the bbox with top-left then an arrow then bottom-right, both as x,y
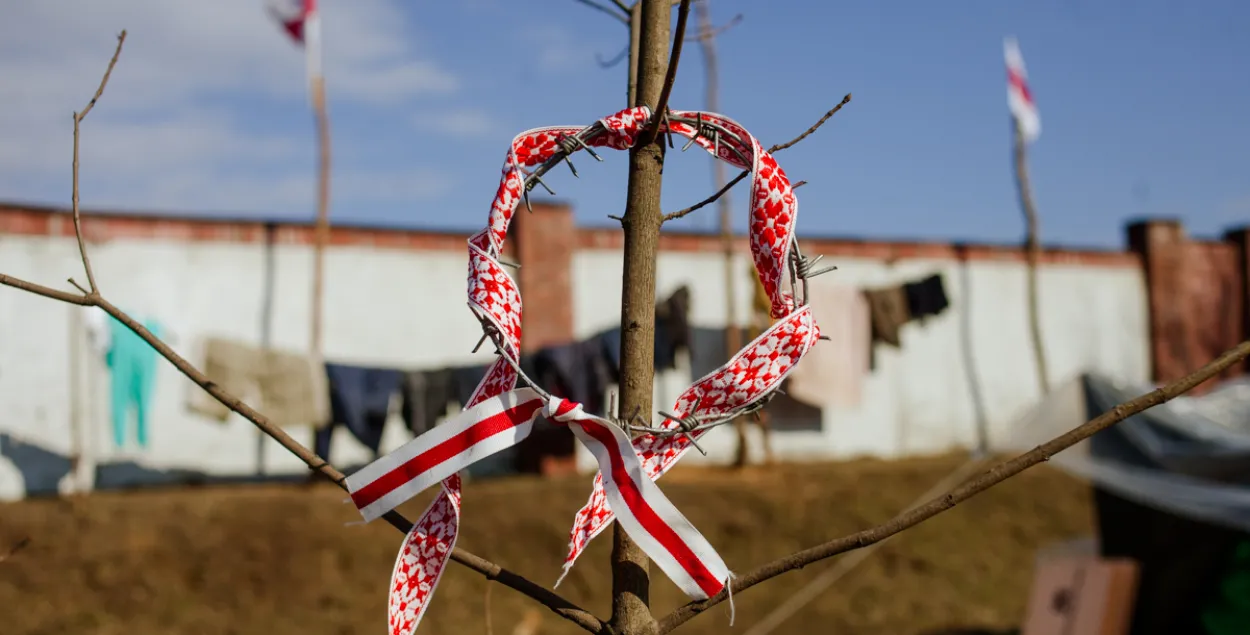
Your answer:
688,325 -> 754,380
597,288 -> 692,375
787,283 -> 870,408
316,363 -> 404,460
451,364 -> 490,407
83,306 -> 112,358
104,315 -> 162,449
188,337 -> 330,428
903,273 -> 950,321
655,285 -> 692,364
533,339 -> 614,414
399,369 -> 455,437
760,385 -> 824,432
864,285 -> 911,347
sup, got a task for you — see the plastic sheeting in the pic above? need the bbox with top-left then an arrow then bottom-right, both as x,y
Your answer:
1002,373 -> 1250,534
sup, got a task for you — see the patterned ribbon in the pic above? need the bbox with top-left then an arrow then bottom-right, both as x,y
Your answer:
343,106 -> 820,634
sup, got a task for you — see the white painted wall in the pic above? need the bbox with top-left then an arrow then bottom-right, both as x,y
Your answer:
571,249 -> 1151,470
0,232 -> 1150,499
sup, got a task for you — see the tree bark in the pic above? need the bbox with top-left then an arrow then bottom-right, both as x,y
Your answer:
611,1 -> 671,633
1013,119 -> 1049,395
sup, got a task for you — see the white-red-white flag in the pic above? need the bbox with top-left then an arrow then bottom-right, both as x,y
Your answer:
1004,36 -> 1040,143
266,0 -> 322,78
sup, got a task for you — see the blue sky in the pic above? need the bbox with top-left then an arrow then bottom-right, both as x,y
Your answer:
1,0 -> 1246,248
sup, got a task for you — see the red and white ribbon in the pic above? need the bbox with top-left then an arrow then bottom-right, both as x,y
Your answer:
1004,36 -> 1040,144
265,0 -> 322,80
557,111 -> 819,585
343,106 -> 820,634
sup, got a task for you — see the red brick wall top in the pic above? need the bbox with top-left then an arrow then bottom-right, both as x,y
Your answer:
0,201 -> 1139,267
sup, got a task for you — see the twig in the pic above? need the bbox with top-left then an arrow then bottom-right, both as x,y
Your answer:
685,12 -> 743,42
639,0 -> 692,146
768,93 -> 852,153
574,0 -> 630,25
596,42 -> 631,69
663,171 -> 748,222
611,0 -> 632,14
71,30 -> 125,295
662,94 -> 852,222
0,537 -> 30,564
657,339 -> 1250,633
0,34 -> 606,635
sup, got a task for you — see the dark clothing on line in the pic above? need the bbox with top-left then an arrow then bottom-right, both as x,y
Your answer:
400,369 -> 455,436
903,273 -> 949,321
864,286 -> 911,348
316,363 -> 404,460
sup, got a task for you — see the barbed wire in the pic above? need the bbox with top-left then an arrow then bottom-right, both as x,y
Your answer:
487,111 -> 841,451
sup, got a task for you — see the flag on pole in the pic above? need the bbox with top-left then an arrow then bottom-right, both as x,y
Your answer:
266,0 -> 322,79
1004,36 -> 1040,143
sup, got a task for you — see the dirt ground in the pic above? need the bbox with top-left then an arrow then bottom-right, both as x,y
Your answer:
0,453 -> 1093,635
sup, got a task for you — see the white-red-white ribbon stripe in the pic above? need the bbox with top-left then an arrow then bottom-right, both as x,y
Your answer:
341,105 -> 821,635
1004,36 -> 1040,143
546,397 -> 730,599
345,388 -> 546,522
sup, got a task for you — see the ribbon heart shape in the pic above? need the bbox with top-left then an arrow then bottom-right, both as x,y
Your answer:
344,106 -> 821,634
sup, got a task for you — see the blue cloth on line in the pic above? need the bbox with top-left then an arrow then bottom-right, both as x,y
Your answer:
105,316 -> 161,448
316,363 -> 405,459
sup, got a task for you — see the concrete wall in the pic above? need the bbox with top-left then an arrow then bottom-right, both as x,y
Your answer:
571,247 -> 1151,470
0,203 -> 1166,499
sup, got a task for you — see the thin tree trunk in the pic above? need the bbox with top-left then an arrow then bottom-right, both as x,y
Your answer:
628,2 -> 641,107
1013,119 -> 1049,395
611,1 -> 671,633
692,0 -> 752,468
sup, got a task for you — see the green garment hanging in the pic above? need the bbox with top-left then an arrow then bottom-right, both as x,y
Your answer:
105,316 -> 162,448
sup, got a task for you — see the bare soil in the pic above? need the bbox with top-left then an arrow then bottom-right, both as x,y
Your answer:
0,454 -> 1092,635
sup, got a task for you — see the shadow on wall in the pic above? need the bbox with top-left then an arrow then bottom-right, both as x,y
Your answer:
0,432 -> 330,499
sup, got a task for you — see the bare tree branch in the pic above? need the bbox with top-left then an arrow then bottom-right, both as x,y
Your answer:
685,12 -> 742,42
574,0 -> 630,25
0,33 -> 607,635
767,92 -> 853,153
663,172 -> 748,222
662,94 -> 851,222
71,30 -> 126,295
658,339 -> 1250,633
612,0 -> 632,13
639,0 -> 692,146
596,42 -> 631,69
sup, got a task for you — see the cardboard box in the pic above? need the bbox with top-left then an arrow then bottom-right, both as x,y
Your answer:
1022,539 -> 1141,635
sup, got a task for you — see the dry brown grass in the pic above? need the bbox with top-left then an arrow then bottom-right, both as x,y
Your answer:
0,454 -> 1092,635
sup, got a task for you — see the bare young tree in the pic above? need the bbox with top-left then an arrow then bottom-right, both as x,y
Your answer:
3,8 -> 1250,635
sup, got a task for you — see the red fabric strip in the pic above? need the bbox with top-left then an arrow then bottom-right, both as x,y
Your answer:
1008,68 -> 1033,107
576,420 -> 723,597
350,399 -> 543,509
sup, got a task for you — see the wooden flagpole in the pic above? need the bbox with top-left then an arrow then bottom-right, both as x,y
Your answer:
1013,116 -> 1049,395
307,10 -> 330,364
692,0 -> 765,466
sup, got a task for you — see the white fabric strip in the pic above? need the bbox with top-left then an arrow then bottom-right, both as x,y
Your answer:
547,398 -> 730,599
346,388 -> 544,522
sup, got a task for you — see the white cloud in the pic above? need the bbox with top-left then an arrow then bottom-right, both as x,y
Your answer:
521,25 -> 599,73
412,109 -> 497,137
0,0 -> 460,216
